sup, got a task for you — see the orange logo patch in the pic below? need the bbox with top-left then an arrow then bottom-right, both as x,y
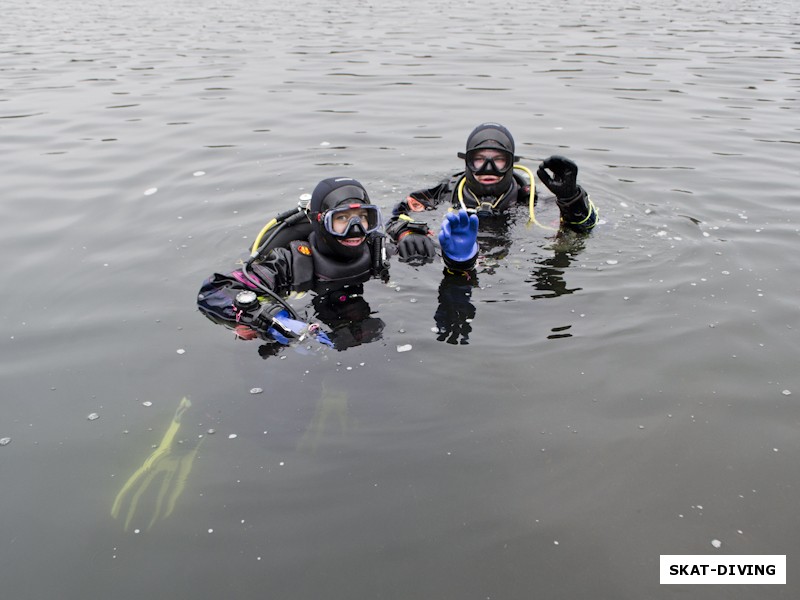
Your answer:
407,197 -> 425,212
297,244 -> 312,256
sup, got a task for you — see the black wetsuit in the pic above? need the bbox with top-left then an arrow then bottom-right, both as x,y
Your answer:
386,170 -> 597,267
197,228 -> 387,352
387,169 -> 596,344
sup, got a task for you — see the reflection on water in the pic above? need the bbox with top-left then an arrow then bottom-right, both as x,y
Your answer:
527,246 -> 585,301
434,207 -> 589,344
434,272 -> 477,345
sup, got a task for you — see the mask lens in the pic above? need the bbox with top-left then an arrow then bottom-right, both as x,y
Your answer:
467,150 -> 511,174
323,204 -> 382,238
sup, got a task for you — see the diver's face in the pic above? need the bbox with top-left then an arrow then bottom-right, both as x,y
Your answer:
331,207 -> 369,246
469,149 -> 509,185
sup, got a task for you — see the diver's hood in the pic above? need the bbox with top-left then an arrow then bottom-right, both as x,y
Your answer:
459,123 -> 517,198
310,177 -> 372,260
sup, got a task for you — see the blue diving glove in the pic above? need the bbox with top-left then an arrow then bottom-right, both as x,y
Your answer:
438,209 -> 478,263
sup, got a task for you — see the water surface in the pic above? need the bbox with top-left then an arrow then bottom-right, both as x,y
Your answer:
1,0 -> 799,598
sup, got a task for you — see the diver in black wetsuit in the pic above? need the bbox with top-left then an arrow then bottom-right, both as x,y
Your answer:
387,122 -> 597,265
385,123 -> 599,344
197,177 -> 388,355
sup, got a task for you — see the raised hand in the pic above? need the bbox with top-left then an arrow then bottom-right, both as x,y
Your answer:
537,155 -> 579,199
438,209 -> 478,262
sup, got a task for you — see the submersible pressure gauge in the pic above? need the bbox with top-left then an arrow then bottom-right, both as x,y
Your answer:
234,290 -> 260,312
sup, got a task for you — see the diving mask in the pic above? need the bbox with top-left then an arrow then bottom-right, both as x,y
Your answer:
464,150 -> 513,176
321,203 -> 383,238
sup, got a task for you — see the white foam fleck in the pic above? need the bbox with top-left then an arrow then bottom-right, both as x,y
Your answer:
396,344 -> 413,353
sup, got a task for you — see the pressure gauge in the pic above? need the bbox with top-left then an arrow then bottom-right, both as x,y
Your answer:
234,290 -> 259,312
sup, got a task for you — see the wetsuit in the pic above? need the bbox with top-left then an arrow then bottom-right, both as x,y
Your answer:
197,177 -> 388,351
196,231 -> 386,341
387,169 -> 597,271
387,169 -> 596,344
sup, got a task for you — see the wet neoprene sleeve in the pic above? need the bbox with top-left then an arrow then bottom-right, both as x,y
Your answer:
555,186 -> 597,233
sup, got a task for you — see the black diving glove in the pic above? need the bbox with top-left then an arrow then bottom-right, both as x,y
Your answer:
397,232 -> 436,263
537,155 -> 580,200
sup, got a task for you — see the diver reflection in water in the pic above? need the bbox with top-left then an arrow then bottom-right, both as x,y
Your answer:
527,240 -> 585,301
197,177 -> 389,358
433,226 -> 586,345
311,285 -> 384,351
434,271 -> 476,345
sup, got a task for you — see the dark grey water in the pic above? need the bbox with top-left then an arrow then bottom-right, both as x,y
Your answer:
2,0 -> 799,598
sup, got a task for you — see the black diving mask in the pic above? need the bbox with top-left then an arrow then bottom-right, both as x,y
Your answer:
460,150 -> 513,176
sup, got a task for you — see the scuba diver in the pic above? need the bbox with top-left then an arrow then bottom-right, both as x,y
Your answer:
197,177 -> 389,355
384,122 -> 599,344
387,121 -> 598,264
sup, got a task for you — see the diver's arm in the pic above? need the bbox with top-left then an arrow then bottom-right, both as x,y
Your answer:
197,272 -> 252,326
391,180 -> 451,219
197,248 -> 296,340
385,180 -> 453,240
537,155 -> 598,233
385,216 -> 437,262
248,247 -> 294,296
386,179 -> 461,262
555,187 -> 597,233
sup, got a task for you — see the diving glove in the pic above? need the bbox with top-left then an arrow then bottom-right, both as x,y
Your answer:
439,209 -> 478,269
537,155 -> 580,200
387,218 -> 436,263
397,232 -> 436,262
